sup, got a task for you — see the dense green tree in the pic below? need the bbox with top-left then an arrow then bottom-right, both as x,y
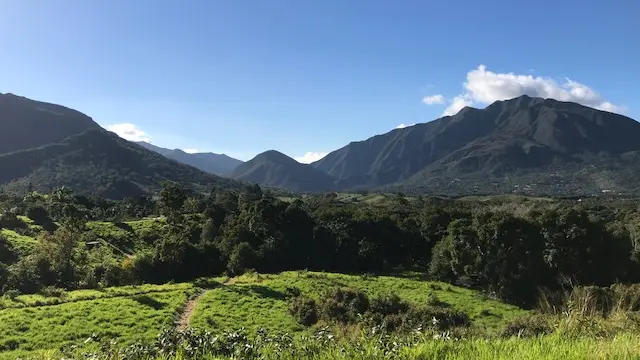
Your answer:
227,242 -> 258,275
158,182 -> 187,223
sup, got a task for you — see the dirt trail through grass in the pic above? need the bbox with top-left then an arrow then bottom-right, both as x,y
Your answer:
176,290 -> 208,331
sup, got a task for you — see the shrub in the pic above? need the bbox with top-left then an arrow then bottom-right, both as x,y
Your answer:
26,206 -> 53,229
567,286 -> 614,316
426,293 -> 449,308
319,287 -> 369,323
40,286 -> 67,298
611,284 -> 640,312
502,314 -> 552,338
0,210 -> 23,230
370,294 -> 409,315
428,283 -> 442,291
409,306 -> 470,330
193,278 -> 221,289
4,289 -> 20,301
288,295 -> 318,326
285,286 -> 301,298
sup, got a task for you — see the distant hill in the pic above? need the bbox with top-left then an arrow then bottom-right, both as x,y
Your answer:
0,129 -> 242,199
136,142 -> 243,176
0,93 -> 100,154
229,150 -> 336,192
312,95 -> 640,196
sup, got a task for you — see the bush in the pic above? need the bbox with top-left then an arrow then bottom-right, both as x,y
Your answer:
4,289 -> 20,301
193,278 -> 221,289
288,295 -> 318,326
409,306 -> 470,330
502,314 -> 552,338
426,293 -> 450,308
26,206 -> 54,229
285,286 -> 301,298
40,286 -> 67,298
370,294 -> 409,315
365,304 -> 470,333
611,284 -> 640,312
0,210 -> 23,230
567,286 -> 614,316
319,287 -> 369,323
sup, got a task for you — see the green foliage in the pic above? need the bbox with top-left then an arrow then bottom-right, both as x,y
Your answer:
288,295 -> 318,326
319,287 -> 370,324
369,294 -> 409,316
502,314 -> 553,338
158,182 -> 187,223
0,229 -> 38,256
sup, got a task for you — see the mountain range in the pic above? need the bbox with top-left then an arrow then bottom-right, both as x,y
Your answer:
231,96 -> 640,195
1,92 -> 640,198
136,142 -> 243,176
0,93 -> 241,198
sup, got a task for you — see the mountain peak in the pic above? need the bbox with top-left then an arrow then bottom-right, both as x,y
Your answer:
313,97 -> 640,195
230,150 -> 336,192
254,150 -> 298,164
0,92 -> 100,154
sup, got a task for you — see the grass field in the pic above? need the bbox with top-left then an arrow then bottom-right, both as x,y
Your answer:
0,271 -> 527,359
0,284 -> 194,359
86,217 -> 167,252
190,271 -> 526,334
2,271 -> 639,359
0,228 -> 38,255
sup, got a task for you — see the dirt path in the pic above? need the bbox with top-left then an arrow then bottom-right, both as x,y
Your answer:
176,290 -> 208,331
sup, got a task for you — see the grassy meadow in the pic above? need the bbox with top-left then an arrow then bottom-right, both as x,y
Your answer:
190,271 -> 526,334
0,271 -> 526,359
0,284 -> 193,360
0,271 -> 639,359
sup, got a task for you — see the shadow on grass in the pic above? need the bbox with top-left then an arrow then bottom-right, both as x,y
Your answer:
228,285 -> 288,300
132,295 -> 166,310
114,222 -> 134,233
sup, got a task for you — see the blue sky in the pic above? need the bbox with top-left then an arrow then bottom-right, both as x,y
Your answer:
1,1 -> 638,162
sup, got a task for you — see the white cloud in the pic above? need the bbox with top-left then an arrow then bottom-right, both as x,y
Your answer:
182,148 -> 199,154
295,151 -> 329,164
421,94 -> 445,105
396,123 -> 416,129
106,123 -> 152,142
443,95 -> 474,116
443,65 -> 624,115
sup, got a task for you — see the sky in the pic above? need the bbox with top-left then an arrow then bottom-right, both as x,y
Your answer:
1,1 -> 638,162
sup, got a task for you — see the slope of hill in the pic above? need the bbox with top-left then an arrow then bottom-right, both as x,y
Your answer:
0,93 -> 100,154
229,150 -> 336,192
136,142 -> 243,176
0,129 -> 241,199
313,96 -> 640,195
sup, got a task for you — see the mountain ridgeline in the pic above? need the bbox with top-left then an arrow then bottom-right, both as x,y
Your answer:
136,142 -> 243,176
229,150 -> 336,192
2,92 -> 640,197
0,93 -> 241,198
236,96 -> 640,195
0,93 -> 100,154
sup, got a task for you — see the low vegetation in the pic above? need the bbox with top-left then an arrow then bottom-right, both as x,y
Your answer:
1,184 -> 640,358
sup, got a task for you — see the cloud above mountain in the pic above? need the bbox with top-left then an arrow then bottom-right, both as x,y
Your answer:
443,65 -> 624,116
396,123 -> 416,129
295,151 -> 328,164
106,123 -> 152,142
